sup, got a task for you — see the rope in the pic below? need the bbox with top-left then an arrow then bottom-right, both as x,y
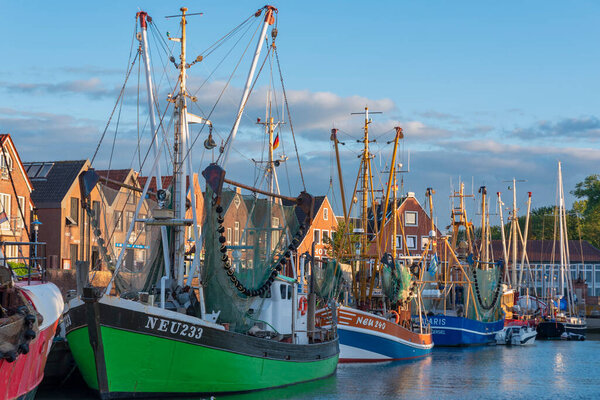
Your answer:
91,19 -> 138,164
90,51 -> 140,165
274,47 -> 306,191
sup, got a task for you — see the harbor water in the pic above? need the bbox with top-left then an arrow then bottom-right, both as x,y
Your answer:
38,336 -> 600,400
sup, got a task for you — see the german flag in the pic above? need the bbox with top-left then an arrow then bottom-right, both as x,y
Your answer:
273,133 -> 280,150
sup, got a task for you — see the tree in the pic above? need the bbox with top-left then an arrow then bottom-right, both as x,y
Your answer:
324,220 -> 360,263
572,175 -> 600,248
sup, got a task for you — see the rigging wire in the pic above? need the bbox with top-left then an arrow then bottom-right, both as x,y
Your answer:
273,46 -> 306,192
192,16 -> 259,97
183,19 -> 264,168
90,32 -> 139,164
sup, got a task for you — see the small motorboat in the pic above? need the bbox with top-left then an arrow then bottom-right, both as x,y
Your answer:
495,325 -> 537,346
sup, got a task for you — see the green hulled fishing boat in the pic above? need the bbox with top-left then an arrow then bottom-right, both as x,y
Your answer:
65,6 -> 338,398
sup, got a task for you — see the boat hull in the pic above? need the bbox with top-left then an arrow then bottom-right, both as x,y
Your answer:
65,296 -> 338,398
427,315 -> 504,346
318,306 -> 433,363
0,282 -> 63,400
537,320 -> 587,340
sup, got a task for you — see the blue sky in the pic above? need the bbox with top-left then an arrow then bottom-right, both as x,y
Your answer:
1,1 -> 599,228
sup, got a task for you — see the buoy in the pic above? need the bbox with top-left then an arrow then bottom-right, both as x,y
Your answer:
298,296 -> 308,316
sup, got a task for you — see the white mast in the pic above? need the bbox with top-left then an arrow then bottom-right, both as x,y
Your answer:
137,11 -> 172,297
221,6 -> 277,169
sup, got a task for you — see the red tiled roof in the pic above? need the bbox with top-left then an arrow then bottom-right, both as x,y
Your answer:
138,176 -> 195,193
96,169 -> 135,191
490,240 -> 600,263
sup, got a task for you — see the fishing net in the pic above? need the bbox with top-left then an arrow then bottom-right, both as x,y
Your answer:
467,265 -> 503,322
313,259 -> 344,302
94,184 -> 164,296
382,260 -> 412,304
202,187 -> 301,333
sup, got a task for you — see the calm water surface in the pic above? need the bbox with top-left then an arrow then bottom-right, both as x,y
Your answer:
38,338 -> 600,400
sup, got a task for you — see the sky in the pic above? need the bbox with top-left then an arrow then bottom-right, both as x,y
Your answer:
1,1 -> 599,229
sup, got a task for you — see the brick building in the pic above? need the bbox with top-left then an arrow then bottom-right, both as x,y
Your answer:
24,160 -> 103,269
0,134 -> 34,261
367,192 -> 442,258
286,196 -> 338,260
97,169 -> 154,270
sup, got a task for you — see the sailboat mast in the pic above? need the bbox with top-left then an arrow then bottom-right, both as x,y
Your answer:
511,178 -> 518,288
558,162 -> 566,299
173,7 -> 189,285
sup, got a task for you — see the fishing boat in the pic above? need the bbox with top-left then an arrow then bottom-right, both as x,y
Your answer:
537,162 -> 586,340
423,184 -> 505,346
64,7 -> 338,399
316,109 -> 433,363
0,236 -> 63,400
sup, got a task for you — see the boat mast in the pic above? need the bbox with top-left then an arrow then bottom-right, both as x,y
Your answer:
137,11 -> 172,291
331,129 -> 349,222
221,6 -> 277,169
511,178 -> 518,289
173,7 -> 189,286
360,108 -> 370,304
479,186 -> 487,264
377,127 -> 402,254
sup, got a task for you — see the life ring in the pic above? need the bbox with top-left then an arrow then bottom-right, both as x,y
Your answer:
390,310 -> 400,324
298,296 -> 308,316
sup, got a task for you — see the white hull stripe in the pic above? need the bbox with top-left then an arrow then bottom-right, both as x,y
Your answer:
432,325 -> 501,336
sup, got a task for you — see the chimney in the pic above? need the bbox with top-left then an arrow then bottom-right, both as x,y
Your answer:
235,187 -> 241,195
407,192 -> 415,198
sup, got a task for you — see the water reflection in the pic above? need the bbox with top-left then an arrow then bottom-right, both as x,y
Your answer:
38,340 -> 600,400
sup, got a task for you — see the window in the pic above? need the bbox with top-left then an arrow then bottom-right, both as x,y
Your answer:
394,235 -> 403,250
227,228 -> 232,245
127,192 -> 137,205
234,221 -> 240,245
0,154 -> 12,179
323,208 -> 328,221
136,214 -> 145,232
0,193 -> 10,231
125,211 -> 134,230
25,162 -> 53,180
92,200 -> 101,221
421,236 -> 429,250
586,270 -> 592,284
114,211 -> 123,231
405,211 -> 418,226
16,196 -> 25,228
322,230 -> 330,244
280,284 -> 287,300
406,235 -> 417,250
313,229 -> 320,244
70,244 -> 79,264
70,198 -> 79,225
595,266 -> 600,283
